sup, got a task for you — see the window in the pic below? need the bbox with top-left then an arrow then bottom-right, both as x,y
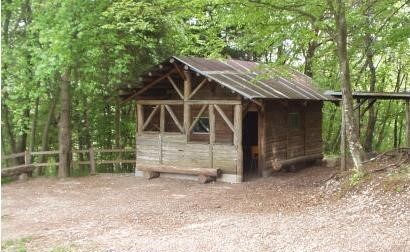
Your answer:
193,117 -> 210,133
288,112 -> 300,129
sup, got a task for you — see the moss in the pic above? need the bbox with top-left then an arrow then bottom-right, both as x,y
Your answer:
1,237 -> 31,252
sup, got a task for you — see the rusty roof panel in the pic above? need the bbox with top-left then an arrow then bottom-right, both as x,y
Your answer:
174,56 -> 331,100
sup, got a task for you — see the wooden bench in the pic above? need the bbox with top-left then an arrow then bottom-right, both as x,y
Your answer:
272,154 -> 323,171
1,164 -> 36,180
136,163 -> 221,183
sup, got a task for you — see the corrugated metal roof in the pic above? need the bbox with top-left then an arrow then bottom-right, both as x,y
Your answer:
173,56 -> 331,100
325,91 -> 410,100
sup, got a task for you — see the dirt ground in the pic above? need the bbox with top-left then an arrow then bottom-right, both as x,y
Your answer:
2,165 -> 410,252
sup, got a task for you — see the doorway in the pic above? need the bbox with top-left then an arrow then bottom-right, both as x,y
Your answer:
242,111 -> 259,180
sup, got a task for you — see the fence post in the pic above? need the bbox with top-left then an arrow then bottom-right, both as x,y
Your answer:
89,148 -> 96,175
24,150 -> 32,177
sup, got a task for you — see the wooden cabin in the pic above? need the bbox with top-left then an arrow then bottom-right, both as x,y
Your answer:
122,56 -> 330,183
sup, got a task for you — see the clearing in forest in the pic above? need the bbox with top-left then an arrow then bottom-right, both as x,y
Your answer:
2,164 -> 410,252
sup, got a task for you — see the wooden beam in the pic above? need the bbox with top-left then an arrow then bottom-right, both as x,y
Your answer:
173,62 -> 186,80
188,104 -> 208,133
1,165 -> 35,177
188,78 -> 207,99
142,105 -> 160,130
131,68 -> 176,99
165,105 -> 184,133
136,163 -> 221,177
136,100 -> 183,105
167,76 -> 184,99
251,99 -> 263,107
160,105 -> 165,133
136,100 -> 240,105
184,70 -> 192,137
272,154 -> 323,171
186,100 -> 241,105
214,104 -> 234,132
1,152 -> 26,160
234,104 -> 243,182
137,104 -> 144,134
209,104 -> 215,169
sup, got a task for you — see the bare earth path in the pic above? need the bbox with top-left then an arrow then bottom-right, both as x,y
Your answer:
2,166 -> 410,251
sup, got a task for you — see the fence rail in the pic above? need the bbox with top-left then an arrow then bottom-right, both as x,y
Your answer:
1,148 -> 136,176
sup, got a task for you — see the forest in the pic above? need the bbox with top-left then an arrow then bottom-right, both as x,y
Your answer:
1,0 -> 409,176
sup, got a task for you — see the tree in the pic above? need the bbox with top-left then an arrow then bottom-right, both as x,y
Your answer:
328,0 -> 366,171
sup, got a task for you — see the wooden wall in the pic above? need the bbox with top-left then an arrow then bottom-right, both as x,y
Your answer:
136,133 -> 237,174
263,100 -> 323,171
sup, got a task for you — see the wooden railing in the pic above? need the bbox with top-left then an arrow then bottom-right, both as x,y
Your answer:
1,148 -> 136,176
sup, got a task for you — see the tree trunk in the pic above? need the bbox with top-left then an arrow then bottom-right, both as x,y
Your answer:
38,95 -> 57,175
29,97 -> 40,152
58,71 -> 71,178
406,100 -> 410,147
393,115 -> 398,148
363,5 -> 378,153
304,40 -> 318,78
115,99 -> 121,148
363,39 -> 377,152
332,0 -> 366,171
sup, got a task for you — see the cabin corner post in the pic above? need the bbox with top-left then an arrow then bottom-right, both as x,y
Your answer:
209,104 -> 215,168
258,101 -> 267,177
183,70 -> 192,141
234,103 -> 243,182
136,103 -> 144,135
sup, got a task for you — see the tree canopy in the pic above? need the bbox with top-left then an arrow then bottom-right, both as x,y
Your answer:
2,0 -> 409,174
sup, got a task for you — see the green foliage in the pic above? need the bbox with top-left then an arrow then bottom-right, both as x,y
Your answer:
349,170 -> 366,187
1,0 -> 409,172
1,237 -> 31,252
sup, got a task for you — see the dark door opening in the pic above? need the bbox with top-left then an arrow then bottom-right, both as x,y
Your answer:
243,111 -> 259,180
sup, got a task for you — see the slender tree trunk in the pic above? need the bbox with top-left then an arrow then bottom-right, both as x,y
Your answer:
363,37 -> 377,152
363,2 -> 377,152
2,102 -> 17,154
398,113 -> 403,147
375,103 -> 392,150
29,97 -> 40,152
115,100 -> 121,149
332,0 -> 366,171
38,95 -> 57,175
393,115 -> 398,148
406,100 -> 410,147
58,71 -> 71,178
304,40 -> 318,78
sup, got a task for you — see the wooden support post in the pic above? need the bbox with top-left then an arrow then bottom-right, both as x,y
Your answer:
24,150 -> 32,177
341,101 -> 347,171
137,104 -> 144,135
183,70 -> 192,141
89,148 -> 96,175
209,104 -> 215,168
159,105 -> 165,164
234,104 -> 243,182
160,104 -> 165,133
258,103 -> 267,177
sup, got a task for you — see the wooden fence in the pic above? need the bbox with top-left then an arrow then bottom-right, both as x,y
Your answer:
1,148 -> 136,175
